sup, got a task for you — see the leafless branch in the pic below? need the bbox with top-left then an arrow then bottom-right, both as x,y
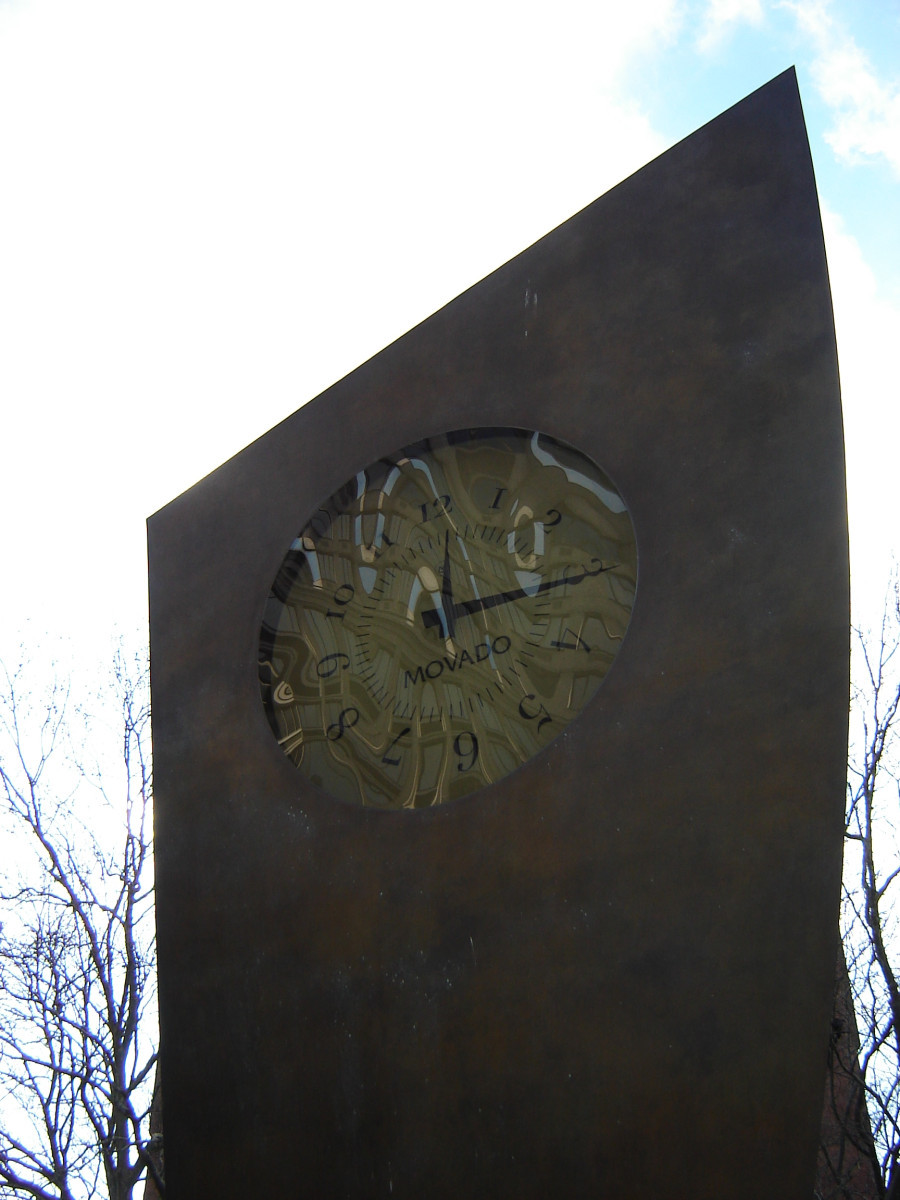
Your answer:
825,575 -> 900,1198
0,649 -> 161,1200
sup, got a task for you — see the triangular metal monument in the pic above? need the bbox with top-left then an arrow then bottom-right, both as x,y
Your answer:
148,69 -> 848,1198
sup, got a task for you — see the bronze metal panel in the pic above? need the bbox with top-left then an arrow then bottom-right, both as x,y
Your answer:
148,69 -> 848,1198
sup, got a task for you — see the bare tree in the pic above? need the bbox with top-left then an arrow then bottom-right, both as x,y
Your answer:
0,649 -> 162,1200
819,579 -> 900,1200
817,947 -> 882,1200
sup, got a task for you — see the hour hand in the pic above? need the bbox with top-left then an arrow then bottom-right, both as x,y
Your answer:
416,537 -> 456,639
439,531 -> 456,639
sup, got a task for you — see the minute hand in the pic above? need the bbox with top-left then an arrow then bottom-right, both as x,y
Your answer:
421,559 -> 616,630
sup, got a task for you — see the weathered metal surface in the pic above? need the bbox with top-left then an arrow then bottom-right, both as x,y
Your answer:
148,69 -> 848,1198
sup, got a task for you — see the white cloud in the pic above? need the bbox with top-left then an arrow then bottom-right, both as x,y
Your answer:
696,0 -> 765,52
786,0 -> 900,176
821,206 -> 900,623
0,0 -> 680,657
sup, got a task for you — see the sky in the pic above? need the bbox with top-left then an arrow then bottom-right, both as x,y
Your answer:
0,0 -> 898,670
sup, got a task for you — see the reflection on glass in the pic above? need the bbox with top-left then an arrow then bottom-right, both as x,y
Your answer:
260,428 -> 637,809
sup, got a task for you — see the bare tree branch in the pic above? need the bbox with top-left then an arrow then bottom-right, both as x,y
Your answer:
823,575 -> 900,1198
0,649 -> 161,1200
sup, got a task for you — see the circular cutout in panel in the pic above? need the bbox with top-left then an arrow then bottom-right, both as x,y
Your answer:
259,428 -> 637,809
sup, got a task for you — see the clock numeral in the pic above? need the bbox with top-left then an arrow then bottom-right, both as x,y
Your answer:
326,583 -> 355,619
316,652 -> 351,678
419,495 -> 452,523
518,694 -> 552,733
544,507 -> 562,529
363,531 -> 394,560
381,726 -> 411,766
358,508 -> 395,561
453,731 -> 479,772
550,628 -> 591,653
561,557 -> 612,588
490,487 -> 507,510
583,557 -> 608,577
327,707 -> 359,741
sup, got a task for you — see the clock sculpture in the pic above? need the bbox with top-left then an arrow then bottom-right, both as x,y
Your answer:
148,70 -> 848,1199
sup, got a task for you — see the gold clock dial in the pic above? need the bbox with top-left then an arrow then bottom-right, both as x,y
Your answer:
259,428 -> 637,809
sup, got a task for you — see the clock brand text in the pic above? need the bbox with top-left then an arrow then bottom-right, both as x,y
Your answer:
404,636 -> 511,686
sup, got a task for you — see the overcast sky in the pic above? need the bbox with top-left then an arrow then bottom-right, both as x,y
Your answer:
0,0 -> 897,668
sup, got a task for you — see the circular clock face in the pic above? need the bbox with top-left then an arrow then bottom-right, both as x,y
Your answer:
259,428 -> 637,809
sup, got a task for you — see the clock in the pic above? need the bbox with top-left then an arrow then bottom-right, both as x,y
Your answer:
259,426 -> 637,809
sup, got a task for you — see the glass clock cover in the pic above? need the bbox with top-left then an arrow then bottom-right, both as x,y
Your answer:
259,428 -> 637,809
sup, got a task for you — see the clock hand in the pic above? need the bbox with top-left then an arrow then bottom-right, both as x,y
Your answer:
440,530 -> 456,640
421,559 -> 618,630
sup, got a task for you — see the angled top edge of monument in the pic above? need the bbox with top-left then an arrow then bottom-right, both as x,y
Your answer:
147,66 -> 808,526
